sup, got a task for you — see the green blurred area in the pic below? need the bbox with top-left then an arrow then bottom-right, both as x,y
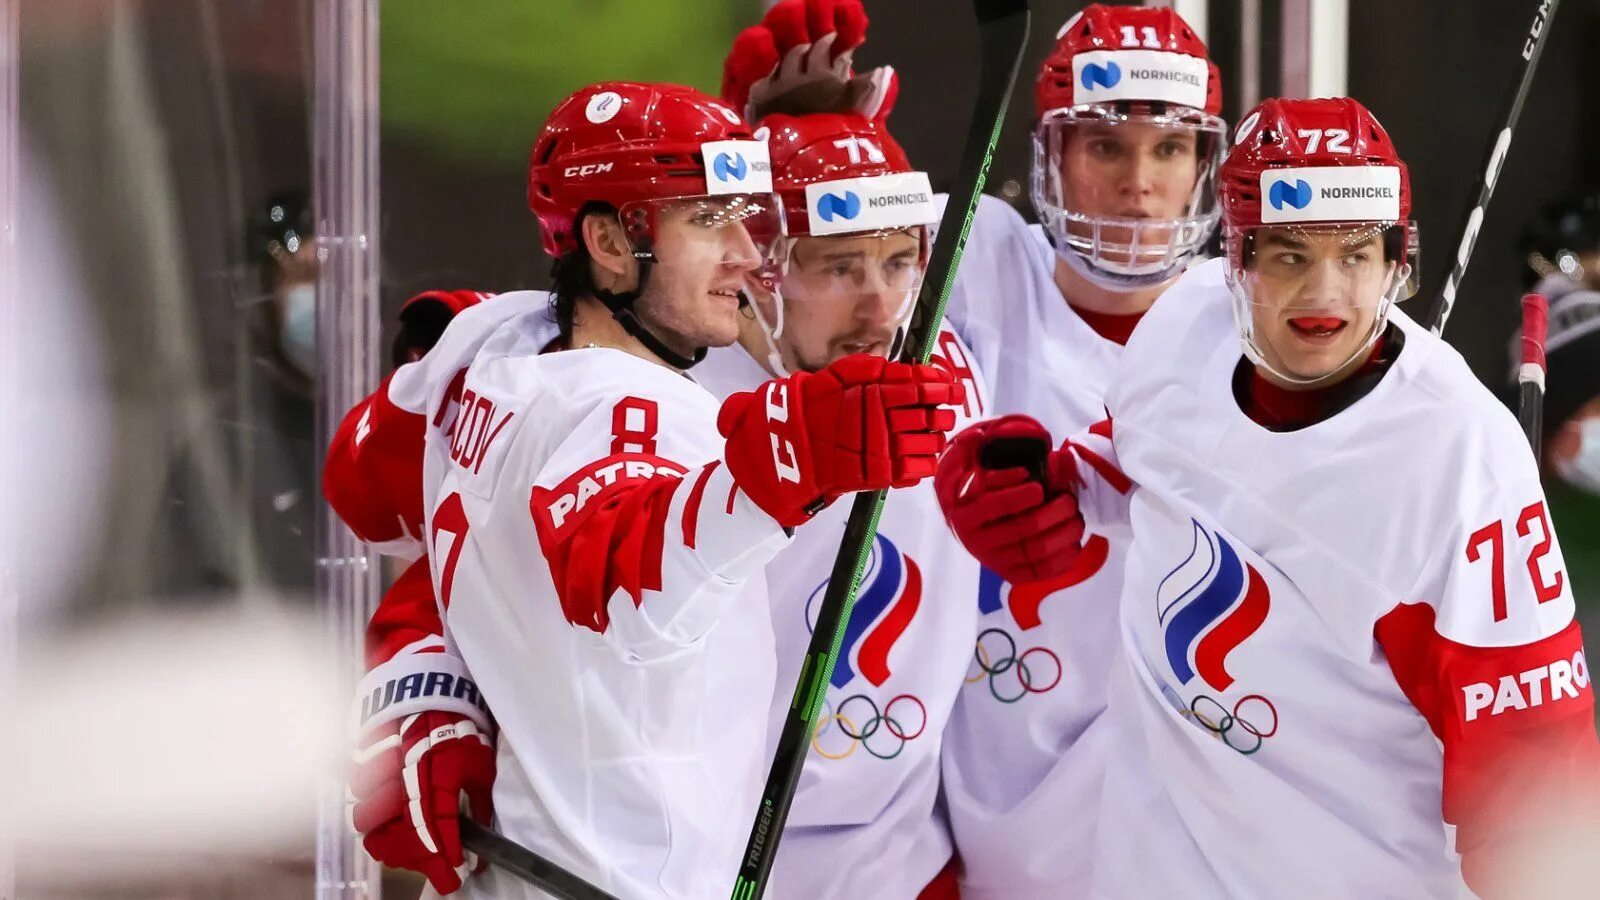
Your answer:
381,0 -> 749,166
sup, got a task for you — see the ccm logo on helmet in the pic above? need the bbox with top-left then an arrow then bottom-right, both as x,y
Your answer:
563,162 -> 615,178
1462,649 -> 1589,722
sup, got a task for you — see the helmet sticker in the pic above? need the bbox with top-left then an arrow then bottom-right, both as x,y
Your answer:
1070,49 -> 1209,110
1258,166 -> 1401,224
803,171 -> 937,237
584,91 -> 623,124
1234,110 -> 1261,146
701,139 -> 774,195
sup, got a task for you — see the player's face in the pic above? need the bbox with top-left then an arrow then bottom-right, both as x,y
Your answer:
634,199 -> 769,354
1060,121 -> 1201,263
770,229 -> 925,371
1245,227 -> 1398,383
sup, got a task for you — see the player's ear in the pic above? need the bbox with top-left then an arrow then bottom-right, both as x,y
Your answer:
582,213 -> 633,280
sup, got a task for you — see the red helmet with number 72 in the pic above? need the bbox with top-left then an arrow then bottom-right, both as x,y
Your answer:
1218,97 -> 1419,386
1031,4 -> 1226,290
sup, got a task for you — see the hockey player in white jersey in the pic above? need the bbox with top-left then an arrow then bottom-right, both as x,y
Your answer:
337,80 -> 963,900
725,4 -> 1227,894
716,17 -> 995,888
922,6 -> 1227,897
938,96 -> 1600,899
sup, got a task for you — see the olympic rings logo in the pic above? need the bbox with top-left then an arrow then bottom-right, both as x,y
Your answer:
1182,692 -> 1278,755
965,627 -> 1063,704
812,692 -> 928,760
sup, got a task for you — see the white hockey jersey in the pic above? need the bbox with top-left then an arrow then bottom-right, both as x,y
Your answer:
412,299 -> 793,900
690,330 -> 990,900
1086,259 -> 1597,899
937,195 -> 1134,897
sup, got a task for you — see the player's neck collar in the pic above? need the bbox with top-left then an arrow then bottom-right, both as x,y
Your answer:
1233,326 -> 1405,432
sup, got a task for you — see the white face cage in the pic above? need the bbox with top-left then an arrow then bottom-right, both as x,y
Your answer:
1223,220 -> 1419,387
1030,103 -> 1226,291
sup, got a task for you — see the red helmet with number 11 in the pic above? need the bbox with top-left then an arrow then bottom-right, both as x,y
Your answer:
1219,97 -> 1419,386
1032,4 -> 1226,290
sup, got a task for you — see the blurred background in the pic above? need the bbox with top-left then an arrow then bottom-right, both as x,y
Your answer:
3,0 -> 1598,897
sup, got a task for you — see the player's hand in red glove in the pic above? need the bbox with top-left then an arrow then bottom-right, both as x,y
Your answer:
348,658 -> 496,894
720,354 -> 963,528
934,414 -> 1087,584
721,0 -> 899,122
392,289 -> 494,367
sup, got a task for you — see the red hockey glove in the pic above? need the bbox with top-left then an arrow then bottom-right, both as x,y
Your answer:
934,415 -> 1086,584
393,289 -> 493,367
350,709 -> 496,894
721,0 -> 898,122
720,354 -> 962,528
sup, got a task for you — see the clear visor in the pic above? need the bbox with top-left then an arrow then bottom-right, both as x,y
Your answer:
1225,221 -> 1420,386
1031,104 -> 1225,290
617,194 -> 788,284
745,226 -> 931,374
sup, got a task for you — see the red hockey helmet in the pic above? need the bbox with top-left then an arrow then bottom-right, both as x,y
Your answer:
1219,97 -> 1419,385
1036,5 -> 1222,119
527,81 -> 785,263
1030,5 -> 1226,291
761,112 -> 927,236
747,112 -> 938,373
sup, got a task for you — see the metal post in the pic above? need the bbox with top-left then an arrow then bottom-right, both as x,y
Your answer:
312,1 -> 382,897
0,0 -> 18,895
1281,0 -> 1348,98
1144,0 -> 1209,44
1239,0 -> 1262,112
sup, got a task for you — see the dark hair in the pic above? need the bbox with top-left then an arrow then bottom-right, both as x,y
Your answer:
548,202 -> 617,342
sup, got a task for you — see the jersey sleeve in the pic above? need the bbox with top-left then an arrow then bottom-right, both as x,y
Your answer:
364,555 -> 445,669
940,194 -> 1032,384
352,555 -> 491,736
323,367 -> 429,559
524,388 -> 792,665
1061,417 -> 1134,531
1375,443 -> 1600,898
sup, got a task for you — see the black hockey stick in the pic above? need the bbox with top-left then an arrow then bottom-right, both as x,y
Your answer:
728,2 -> 1030,898
460,818 -> 622,900
1517,292 -> 1550,458
1423,0 -> 1560,334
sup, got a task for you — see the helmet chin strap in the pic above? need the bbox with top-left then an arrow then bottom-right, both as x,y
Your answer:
746,240 -> 797,376
746,287 -> 791,377
592,260 -> 707,370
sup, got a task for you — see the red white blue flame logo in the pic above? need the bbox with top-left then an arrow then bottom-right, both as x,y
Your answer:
1156,519 -> 1271,693
807,534 -> 922,689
